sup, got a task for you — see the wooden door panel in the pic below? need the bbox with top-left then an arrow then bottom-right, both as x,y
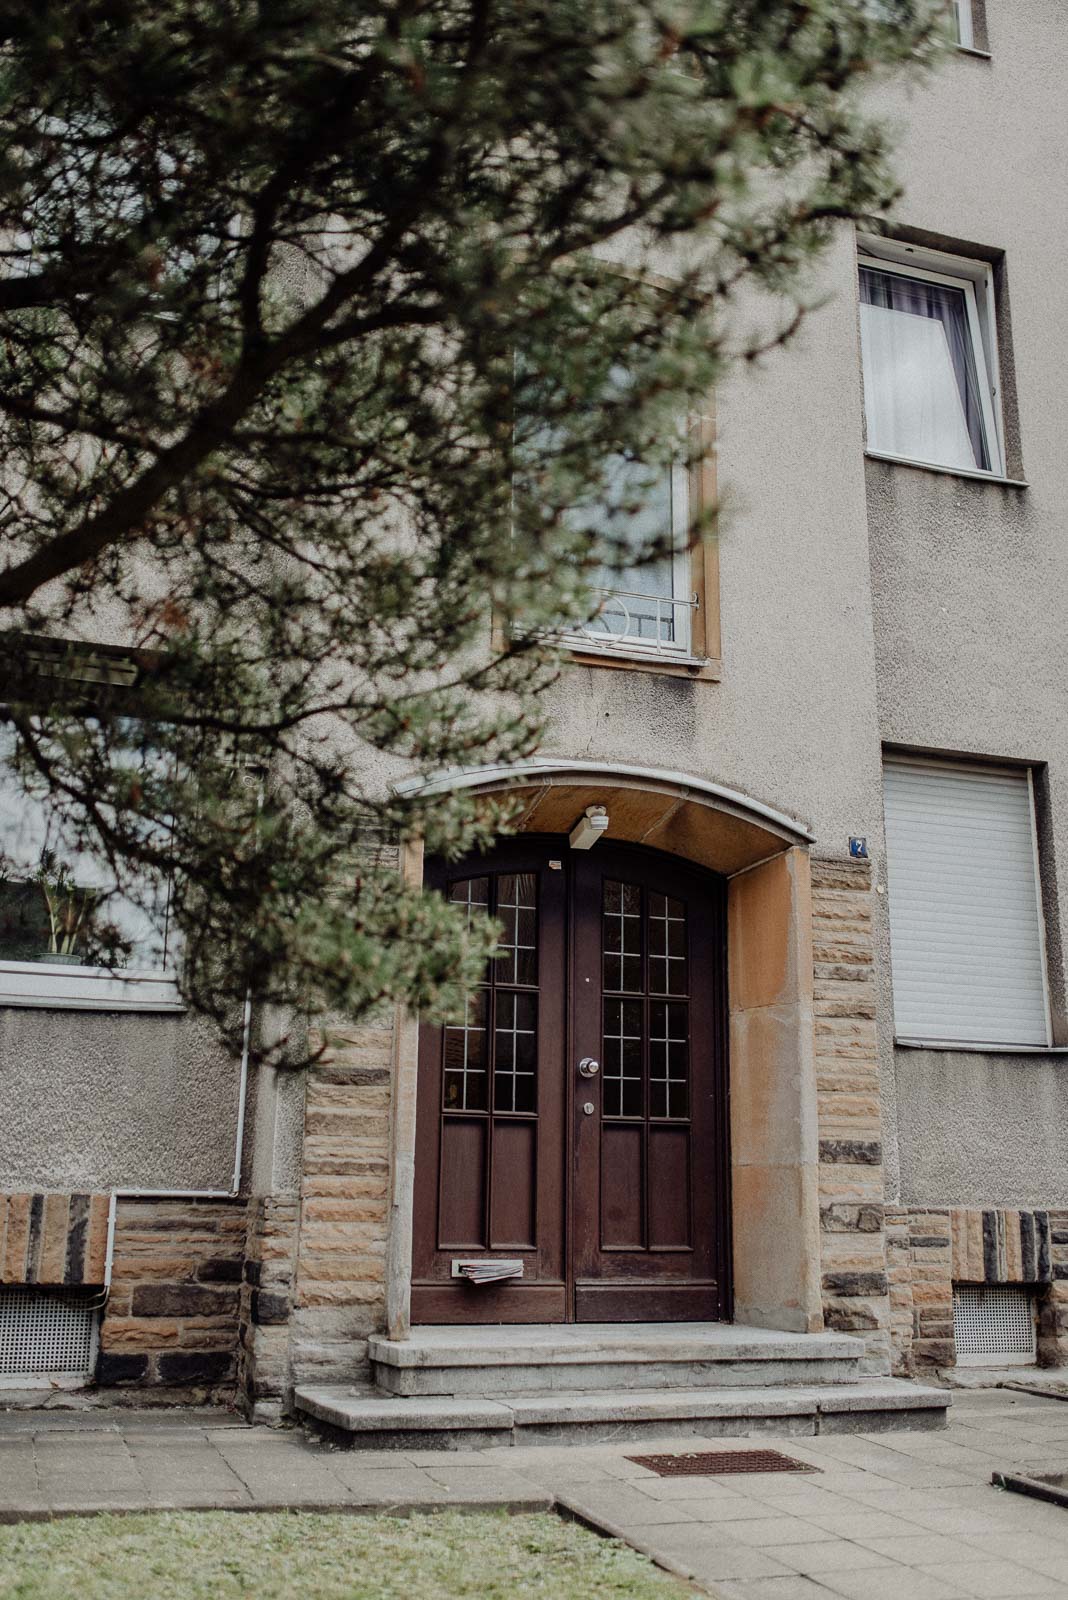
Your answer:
412,835 -> 729,1326
437,1118 -> 487,1247
574,1283 -> 722,1321
490,1121 -> 537,1248
648,1126 -> 691,1250
572,846 -> 729,1322
600,1124 -> 643,1248
411,840 -> 567,1324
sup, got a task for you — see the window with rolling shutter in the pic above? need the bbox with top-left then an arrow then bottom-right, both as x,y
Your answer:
882,757 -> 1051,1048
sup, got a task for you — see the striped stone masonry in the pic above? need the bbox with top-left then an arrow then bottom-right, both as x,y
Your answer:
0,1193 -> 109,1286
811,857 -> 891,1375
98,1196 -> 247,1393
288,1019 -> 394,1387
952,1208 -> 1053,1285
237,1193 -> 301,1421
886,1207 -> 954,1373
887,1206 -> 1068,1373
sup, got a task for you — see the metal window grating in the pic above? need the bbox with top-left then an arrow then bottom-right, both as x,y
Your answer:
626,1450 -> 819,1477
954,1284 -> 1036,1367
0,1286 -> 99,1376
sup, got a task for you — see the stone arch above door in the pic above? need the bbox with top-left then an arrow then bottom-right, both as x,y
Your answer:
388,758 -> 823,1338
398,757 -> 814,876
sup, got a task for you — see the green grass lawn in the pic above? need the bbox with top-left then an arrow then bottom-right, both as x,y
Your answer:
0,1509 -> 686,1599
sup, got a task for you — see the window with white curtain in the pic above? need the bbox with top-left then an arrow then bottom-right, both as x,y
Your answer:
953,1 -> 974,49
883,756 -> 1052,1049
858,240 -> 1002,477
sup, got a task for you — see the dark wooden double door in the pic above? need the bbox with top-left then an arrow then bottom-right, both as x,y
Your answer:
412,837 -> 730,1323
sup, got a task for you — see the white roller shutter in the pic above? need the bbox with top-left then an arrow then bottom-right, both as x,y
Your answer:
883,757 -> 1051,1047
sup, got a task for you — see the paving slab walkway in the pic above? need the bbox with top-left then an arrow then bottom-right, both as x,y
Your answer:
4,1391 -> 1068,1597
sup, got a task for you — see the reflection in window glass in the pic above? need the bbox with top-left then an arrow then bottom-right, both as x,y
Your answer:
495,872 -> 537,986
493,989 -> 538,1113
0,725 -> 174,972
650,1000 -> 690,1120
444,987 -> 490,1110
648,892 -> 687,996
603,997 -> 643,1118
603,879 -> 641,993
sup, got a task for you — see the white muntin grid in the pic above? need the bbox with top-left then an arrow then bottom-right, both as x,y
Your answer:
953,1284 -> 1037,1367
0,1286 -> 100,1378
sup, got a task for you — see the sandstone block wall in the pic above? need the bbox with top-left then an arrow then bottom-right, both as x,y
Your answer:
287,1020 -> 394,1387
98,1196 -> 246,1395
237,1193 -> 300,1420
811,858 -> 892,1375
888,1205 -> 1068,1373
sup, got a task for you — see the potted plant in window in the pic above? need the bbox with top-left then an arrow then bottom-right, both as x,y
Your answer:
34,849 -> 99,963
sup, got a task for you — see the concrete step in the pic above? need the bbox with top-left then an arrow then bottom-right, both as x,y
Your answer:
368,1322 -> 866,1397
295,1377 -> 950,1450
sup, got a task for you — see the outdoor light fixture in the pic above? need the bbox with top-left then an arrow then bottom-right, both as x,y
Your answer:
569,805 -> 609,850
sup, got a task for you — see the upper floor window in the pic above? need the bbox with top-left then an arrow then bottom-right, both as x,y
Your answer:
953,1 -> 974,48
515,356 -> 718,671
858,237 -> 1003,478
0,718 -> 182,1011
562,451 -> 696,662
883,755 -> 1052,1050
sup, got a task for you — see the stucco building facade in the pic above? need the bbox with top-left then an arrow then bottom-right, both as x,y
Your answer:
2,0 -> 1066,1423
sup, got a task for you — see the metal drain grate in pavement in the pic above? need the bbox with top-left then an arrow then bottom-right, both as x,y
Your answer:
626,1449 -> 819,1477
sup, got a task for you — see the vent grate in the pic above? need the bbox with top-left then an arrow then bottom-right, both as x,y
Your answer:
627,1450 -> 819,1477
0,1286 -> 99,1376
954,1284 -> 1036,1367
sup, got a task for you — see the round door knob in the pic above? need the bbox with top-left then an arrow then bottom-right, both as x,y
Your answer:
578,1057 -> 599,1078
583,1102 -> 595,1116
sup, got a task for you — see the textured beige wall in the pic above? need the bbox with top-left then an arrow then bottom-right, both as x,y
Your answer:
863,2 -> 1068,1206
0,1007 -> 243,1192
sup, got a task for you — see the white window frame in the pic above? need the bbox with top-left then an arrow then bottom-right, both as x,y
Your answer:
560,457 -> 698,664
884,753 -> 1054,1052
953,1 -> 975,50
858,233 -> 1005,480
0,726 -> 184,1013
0,956 -> 183,1012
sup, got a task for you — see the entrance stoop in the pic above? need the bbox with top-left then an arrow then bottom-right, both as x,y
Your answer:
293,1324 -> 950,1448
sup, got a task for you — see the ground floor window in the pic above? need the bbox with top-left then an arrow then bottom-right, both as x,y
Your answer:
882,754 -> 1051,1048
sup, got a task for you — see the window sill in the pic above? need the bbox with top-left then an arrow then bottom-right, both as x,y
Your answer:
563,639 -> 721,681
0,959 -> 185,1013
896,1037 -> 1068,1056
865,451 -> 1028,489
955,45 -> 992,61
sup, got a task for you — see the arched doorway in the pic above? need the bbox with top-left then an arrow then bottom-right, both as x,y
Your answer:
411,836 -> 730,1324
388,759 -> 823,1340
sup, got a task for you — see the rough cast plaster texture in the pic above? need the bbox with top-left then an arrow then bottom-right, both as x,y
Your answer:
0,1007 -> 242,1191
896,1053 -> 1068,1209
545,230 -> 885,864
864,6 -> 1068,1205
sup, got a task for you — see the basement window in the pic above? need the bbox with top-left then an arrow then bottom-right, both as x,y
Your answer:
0,1286 -> 100,1381
954,1284 -> 1037,1367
